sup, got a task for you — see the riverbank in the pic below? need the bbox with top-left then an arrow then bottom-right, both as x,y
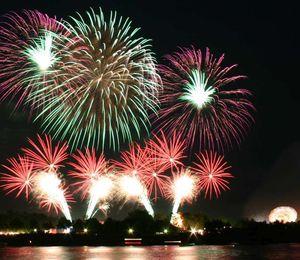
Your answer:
2,225 -> 300,247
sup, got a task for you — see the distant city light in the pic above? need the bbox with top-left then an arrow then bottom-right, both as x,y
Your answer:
198,229 -> 204,235
0,231 -> 25,236
63,228 -> 71,234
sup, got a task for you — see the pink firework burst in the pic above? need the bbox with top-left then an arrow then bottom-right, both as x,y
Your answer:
0,10 -> 68,111
0,155 -> 36,200
22,134 -> 68,172
141,147 -> 171,201
69,148 -> 109,198
191,151 -> 233,199
113,143 -> 150,178
155,47 -> 255,152
147,131 -> 186,172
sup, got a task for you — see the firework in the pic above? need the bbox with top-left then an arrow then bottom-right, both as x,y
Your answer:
2,134 -> 73,220
168,169 -> 198,220
113,143 -> 155,215
36,7 -> 160,151
115,139 -> 173,201
1,154 -> 73,221
155,47 -> 254,151
69,148 -> 114,218
147,131 -> 186,172
33,170 -> 73,221
0,156 -> 35,200
0,10 -> 68,111
69,148 -> 107,198
113,143 -> 150,178
85,175 -> 114,218
191,151 -> 233,199
141,149 -> 171,201
119,175 -> 154,217
22,134 -> 68,172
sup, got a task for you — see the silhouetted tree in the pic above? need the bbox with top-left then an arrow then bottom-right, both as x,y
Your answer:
124,209 -> 155,235
57,217 -> 72,229
85,218 -> 101,234
10,217 -> 24,230
73,219 -> 85,233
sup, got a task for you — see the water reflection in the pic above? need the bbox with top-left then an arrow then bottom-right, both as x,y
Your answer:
1,244 -> 300,260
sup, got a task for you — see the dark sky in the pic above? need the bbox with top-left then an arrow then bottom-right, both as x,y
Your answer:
0,0 -> 299,221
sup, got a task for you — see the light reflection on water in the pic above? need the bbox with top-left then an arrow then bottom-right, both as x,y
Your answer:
1,244 -> 300,260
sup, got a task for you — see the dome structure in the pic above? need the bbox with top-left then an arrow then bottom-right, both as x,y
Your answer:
268,206 -> 297,223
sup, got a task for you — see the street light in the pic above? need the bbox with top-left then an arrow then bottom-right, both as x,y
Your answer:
128,228 -> 134,234
190,227 -> 197,235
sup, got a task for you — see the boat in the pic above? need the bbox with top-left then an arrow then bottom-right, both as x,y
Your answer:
180,242 -> 195,247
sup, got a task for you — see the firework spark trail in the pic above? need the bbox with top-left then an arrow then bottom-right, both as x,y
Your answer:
169,169 -> 198,216
140,189 -> 155,218
69,148 -> 114,218
85,175 -> 114,219
155,47 -> 254,152
119,175 -> 154,217
191,151 -> 233,199
35,7 -> 161,151
34,170 -> 72,222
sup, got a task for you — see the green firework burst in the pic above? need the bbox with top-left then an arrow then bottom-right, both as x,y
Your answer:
33,8 -> 160,151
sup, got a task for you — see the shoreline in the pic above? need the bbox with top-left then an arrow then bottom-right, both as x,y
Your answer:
1,233 -> 300,247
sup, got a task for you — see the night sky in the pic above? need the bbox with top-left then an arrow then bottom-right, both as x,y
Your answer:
0,0 -> 299,221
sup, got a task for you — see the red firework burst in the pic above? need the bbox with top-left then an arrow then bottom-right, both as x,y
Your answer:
22,134 -> 68,172
147,131 -> 186,172
155,47 -> 254,152
0,155 -> 36,200
113,143 -> 150,178
69,148 -> 109,198
191,151 -> 233,199
114,142 -> 171,200
141,147 -> 171,201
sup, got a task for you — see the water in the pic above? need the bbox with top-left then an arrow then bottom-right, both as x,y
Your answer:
0,244 -> 300,259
